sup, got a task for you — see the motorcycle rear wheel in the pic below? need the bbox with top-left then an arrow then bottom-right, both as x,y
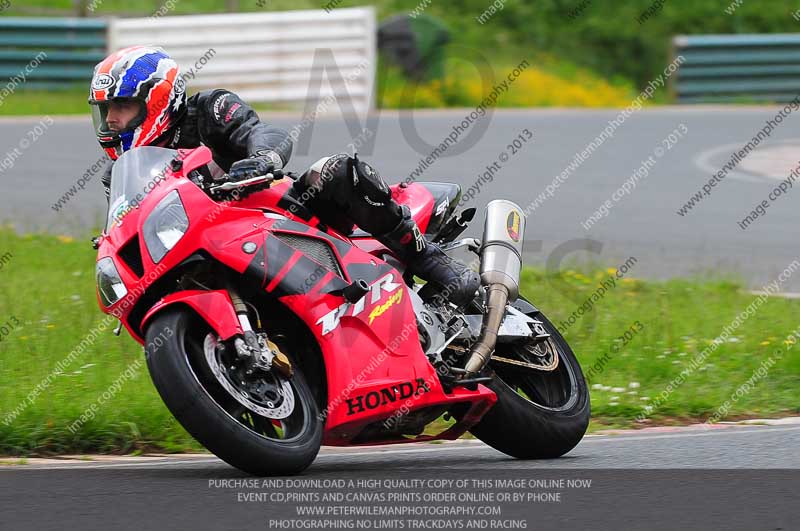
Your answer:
466,308 -> 590,459
144,309 -> 322,475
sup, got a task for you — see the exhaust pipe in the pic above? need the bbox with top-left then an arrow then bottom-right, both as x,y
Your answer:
464,200 -> 525,375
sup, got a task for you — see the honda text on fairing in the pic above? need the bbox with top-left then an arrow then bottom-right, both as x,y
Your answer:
94,145 -> 590,475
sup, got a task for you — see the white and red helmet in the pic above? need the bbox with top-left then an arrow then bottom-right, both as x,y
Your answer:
88,46 -> 186,160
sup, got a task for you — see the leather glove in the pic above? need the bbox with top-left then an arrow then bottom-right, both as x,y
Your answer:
229,150 -> 283,181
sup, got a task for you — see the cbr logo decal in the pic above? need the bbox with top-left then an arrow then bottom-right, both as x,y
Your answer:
317,273 -> 402,335
368,289 -> 402,325
346,378 -> 431,415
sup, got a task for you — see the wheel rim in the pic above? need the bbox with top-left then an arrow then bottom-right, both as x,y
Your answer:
182,327 -> 314,443
203,334 -> 296,419
492,332 -> 580,413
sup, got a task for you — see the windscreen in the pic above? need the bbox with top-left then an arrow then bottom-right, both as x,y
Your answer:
106,147 -> 179,231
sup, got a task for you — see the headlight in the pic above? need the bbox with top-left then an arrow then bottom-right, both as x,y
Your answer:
96,257 -> 127,307
143,190 -> 189,263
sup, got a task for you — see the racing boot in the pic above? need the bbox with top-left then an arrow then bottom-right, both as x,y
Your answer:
377,207 -> 481,307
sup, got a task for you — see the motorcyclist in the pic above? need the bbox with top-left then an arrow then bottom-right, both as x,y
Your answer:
89,46 -> 480,305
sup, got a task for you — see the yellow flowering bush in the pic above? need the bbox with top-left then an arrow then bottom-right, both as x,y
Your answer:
380,60 -> 634,108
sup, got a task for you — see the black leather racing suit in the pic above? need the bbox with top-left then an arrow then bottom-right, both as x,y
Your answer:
102,89 -> 293,195
100,89 -> 404,239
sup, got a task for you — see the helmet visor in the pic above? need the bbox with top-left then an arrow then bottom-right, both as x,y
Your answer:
89,98 -> 147,141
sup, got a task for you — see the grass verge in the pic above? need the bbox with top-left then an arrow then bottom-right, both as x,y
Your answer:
0,229 -> 798,455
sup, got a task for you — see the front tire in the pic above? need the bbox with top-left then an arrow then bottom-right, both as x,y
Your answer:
145,309 -> 323,475
467,310 -> 590,459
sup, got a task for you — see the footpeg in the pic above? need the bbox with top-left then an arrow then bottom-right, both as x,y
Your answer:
438,366 -> 494,392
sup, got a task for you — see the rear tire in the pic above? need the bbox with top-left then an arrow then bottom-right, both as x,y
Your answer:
467,310 -> 590,459
145,309 -> 322,475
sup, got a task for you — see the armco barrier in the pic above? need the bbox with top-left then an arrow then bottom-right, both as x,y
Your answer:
0,17 -> 107,89
673,33 -> 800,103
109,7 -> 376,112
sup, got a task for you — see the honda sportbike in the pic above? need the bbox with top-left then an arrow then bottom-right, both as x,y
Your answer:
94,146 -> 590,475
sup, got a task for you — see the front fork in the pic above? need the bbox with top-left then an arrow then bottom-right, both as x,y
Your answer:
228,289 -> 293,378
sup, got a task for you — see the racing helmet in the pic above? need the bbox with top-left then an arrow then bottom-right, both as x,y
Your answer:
88,46 -> 186,160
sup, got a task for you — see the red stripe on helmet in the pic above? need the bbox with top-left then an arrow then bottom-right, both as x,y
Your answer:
136,76 -> 174,146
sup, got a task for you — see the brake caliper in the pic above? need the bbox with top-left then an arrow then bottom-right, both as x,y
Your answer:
234,332 -> 293,378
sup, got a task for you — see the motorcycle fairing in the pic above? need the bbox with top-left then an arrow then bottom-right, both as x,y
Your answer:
141,290 -> 242,340
235,221 -> 495,441
98,147 -> 496,445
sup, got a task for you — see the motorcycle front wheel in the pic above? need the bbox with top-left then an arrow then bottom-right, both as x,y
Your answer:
144,308 -> 322,475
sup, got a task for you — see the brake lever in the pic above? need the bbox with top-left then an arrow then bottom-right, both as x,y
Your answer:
209,172 -> 274,194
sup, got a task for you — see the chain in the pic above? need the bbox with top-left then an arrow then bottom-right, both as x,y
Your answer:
446,344 -> 560,372
491,353 -> 559,372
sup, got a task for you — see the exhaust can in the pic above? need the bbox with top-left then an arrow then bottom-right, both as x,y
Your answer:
480,199 -> 525,301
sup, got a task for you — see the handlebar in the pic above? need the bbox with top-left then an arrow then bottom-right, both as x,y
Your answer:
207,168 -> 285,196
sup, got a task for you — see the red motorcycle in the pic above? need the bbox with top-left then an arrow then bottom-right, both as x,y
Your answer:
95,146 -> 589,475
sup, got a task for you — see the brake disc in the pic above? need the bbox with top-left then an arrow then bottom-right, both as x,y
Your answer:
203,334 -> 295,419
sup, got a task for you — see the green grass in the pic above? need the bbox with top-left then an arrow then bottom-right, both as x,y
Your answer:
0,88 -> 90,116
521,267 -> 800,425
0,229 -> 201,454
0,88 -> 310,117
0,229 -> 798,455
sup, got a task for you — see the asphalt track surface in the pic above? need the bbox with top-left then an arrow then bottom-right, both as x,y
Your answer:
2,107 -> 799,289
1,423 -> 798,530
